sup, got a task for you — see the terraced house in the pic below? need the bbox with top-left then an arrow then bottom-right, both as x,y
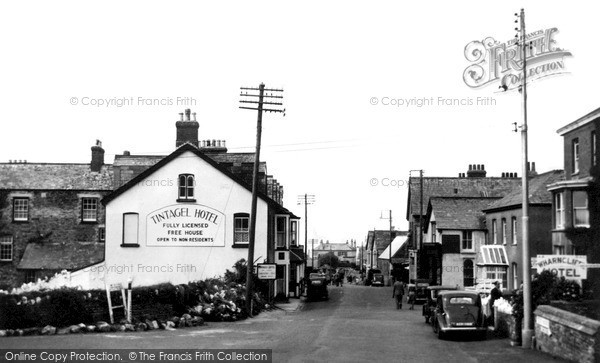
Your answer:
547,107 -> 600,296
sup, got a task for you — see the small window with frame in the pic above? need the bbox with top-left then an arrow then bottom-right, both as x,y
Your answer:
0,236 -> 13,261
13,198 -> 29,222
81,198 -> 98,222
122,213 -> 140,247
233,213 -> 249,247
178,174 -> 196,202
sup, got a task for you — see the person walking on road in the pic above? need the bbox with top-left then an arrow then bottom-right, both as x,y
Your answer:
392,280 -> 405,309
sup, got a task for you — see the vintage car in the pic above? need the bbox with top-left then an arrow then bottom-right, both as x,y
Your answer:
306,273 -> 329,301
371,273 -> 385,287
431,290 -> 487,340
413,279 -> 431,304
422,285 -> 458,324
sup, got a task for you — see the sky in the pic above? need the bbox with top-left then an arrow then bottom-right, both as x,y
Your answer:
1,1 -> 598,247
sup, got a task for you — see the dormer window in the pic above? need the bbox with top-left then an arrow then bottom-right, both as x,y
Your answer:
178,174 -> 196,202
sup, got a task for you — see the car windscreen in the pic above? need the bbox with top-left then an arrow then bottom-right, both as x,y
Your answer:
448,296 -> 476,305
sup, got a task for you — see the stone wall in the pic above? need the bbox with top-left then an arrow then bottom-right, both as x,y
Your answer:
534,305 -> 600,363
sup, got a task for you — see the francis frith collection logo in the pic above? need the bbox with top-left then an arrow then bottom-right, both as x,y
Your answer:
463,27 -> 572,90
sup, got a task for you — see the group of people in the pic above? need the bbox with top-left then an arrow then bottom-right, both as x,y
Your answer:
392,279 -> 416,310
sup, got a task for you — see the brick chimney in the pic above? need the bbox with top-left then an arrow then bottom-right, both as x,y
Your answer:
528,161 -> 538,177
466,164 -> 487,178
91,140 -> 104,172
199,139 -> 228,153
175,109 -> 199,148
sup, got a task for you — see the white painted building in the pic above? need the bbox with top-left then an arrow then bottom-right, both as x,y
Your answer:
69,111 -> 303,298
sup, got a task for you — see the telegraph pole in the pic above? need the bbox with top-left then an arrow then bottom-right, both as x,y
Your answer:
409,169 -> 424,279
297,194 -> 315,270
515,8 -> 533,349
239,83 -> 284,316
380,210 -> 394,285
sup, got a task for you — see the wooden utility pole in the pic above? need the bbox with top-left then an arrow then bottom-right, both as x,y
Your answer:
239,83 -> 284,316
516,8 -> 533,349
297,194 -> 315,269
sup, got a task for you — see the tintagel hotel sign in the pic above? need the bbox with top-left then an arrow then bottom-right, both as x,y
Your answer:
146,204 -> 225,247
463,28 -> 572,90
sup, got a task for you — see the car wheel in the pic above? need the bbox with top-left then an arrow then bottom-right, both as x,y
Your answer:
433,320 -> 445,340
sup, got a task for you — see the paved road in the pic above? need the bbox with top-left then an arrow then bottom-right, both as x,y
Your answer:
5,284 -> 564,362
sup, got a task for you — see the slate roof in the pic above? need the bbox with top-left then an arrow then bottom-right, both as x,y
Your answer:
103,143 -> 298,218
427,197 -> 500,230
407,177 -> 521,220
0,163 -> 113,190
484,170 -> 565,211
17,242 -> 104,270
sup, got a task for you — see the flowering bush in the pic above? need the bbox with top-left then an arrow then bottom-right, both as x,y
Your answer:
510,270 -> 582,322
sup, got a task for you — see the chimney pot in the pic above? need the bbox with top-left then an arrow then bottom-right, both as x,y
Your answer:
532,162 -> 536,171
91,140 -> 105,172
501,172 -> 505,177
179,113 -> 184,121
185,109 -> 191,121
192,112 -> 196,122
123,150 -> 130,156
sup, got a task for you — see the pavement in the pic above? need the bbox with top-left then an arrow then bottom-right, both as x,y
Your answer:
273,296 -> 305,312
3,285 -> 567,362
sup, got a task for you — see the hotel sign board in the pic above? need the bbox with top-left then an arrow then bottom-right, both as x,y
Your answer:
146,204 -> 225,247
257,264 -> 277,280
534,255 -> 587,280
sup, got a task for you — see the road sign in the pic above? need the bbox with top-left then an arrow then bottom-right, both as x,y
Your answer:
257,263 -> 277,280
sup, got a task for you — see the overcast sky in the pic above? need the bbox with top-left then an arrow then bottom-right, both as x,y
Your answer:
1,1 -> 598,246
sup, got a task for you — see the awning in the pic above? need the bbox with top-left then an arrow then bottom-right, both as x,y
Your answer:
477,245 -> 508,266
17,242 -> 104,270
378,236 -> 408,260
289,248 -> 306,263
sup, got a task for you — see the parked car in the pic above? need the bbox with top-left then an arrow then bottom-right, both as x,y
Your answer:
307,273 -> 329,301
414,279 -> 430,304
371,273 -> 384,287
431,290 -> 487,340
422,285 -> 458,324
365,268 -> 382,286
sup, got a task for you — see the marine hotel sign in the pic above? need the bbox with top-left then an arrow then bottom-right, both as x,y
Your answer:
463,28 -> 571,90
146,204 -> 225,247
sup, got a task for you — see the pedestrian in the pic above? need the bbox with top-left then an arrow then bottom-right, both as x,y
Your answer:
392,279 -> 405,309
407,284 -> 416,310
488,281 -> 502,325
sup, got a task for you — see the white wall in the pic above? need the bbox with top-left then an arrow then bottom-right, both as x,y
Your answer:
75,151 -> 270,289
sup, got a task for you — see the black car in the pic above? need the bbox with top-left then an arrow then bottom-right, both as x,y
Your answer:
431,291 -> 487,340
306,273 -> 329,301
422,285 -> 457,324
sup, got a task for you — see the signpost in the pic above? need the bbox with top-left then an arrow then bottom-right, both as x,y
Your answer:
257,263 -> 277,280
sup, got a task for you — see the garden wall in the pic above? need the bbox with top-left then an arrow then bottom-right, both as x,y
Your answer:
534,305 -> 600,363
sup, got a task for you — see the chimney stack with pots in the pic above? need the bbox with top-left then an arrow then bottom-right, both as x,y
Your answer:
528,161 -> 538,177
91,140 -> 104,172
466,163 -> 487,178
175,109 -> 199,148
